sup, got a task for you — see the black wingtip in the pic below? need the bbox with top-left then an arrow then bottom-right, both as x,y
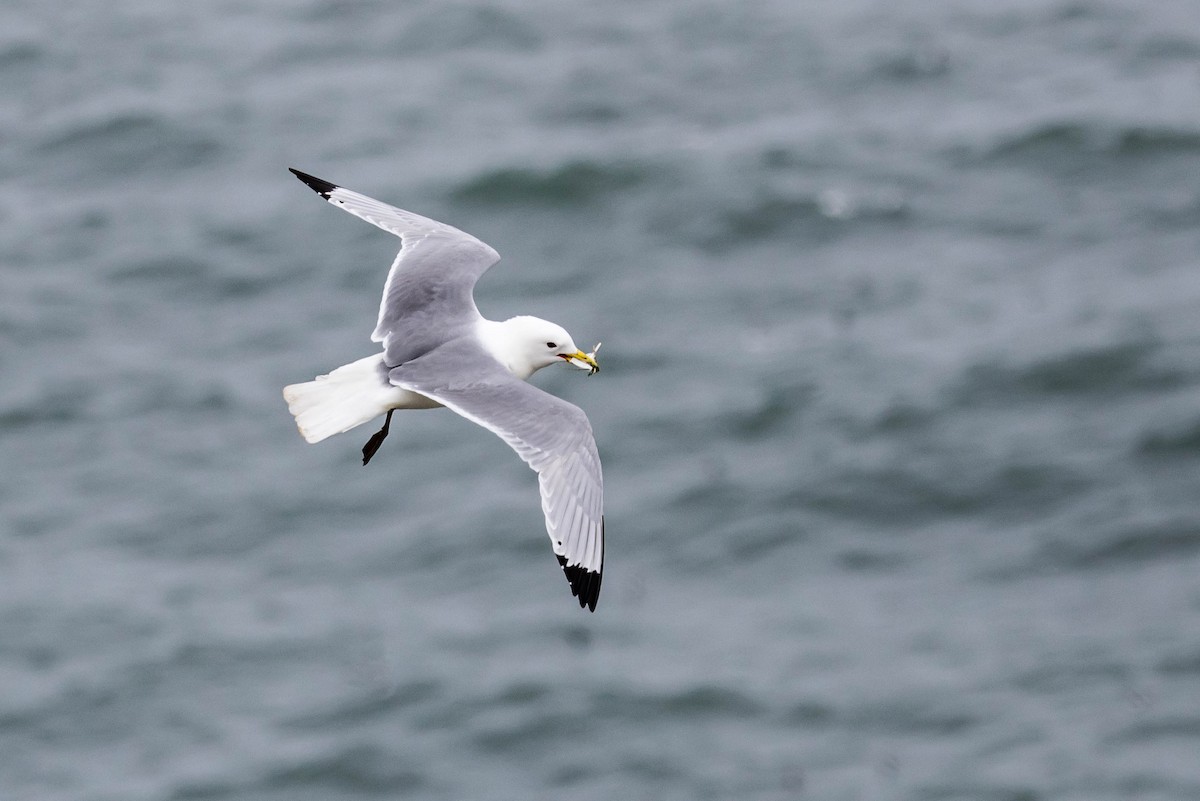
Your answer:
289,167 -> 338,200
557,553 -> 602,612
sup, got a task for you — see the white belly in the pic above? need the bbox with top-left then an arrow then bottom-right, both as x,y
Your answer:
386,385 -> 442,410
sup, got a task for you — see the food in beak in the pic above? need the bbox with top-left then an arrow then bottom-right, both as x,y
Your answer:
565,342 -> 601,375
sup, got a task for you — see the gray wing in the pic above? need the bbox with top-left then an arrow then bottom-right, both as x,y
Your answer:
290,169 -> 501,366
389,340 -> 604,611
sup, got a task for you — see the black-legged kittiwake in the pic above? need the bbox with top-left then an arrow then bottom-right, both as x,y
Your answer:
283,169 -> 604,611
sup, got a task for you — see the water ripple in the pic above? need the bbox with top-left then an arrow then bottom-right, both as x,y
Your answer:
955,340 -> 1185,404
794,462 -> 1090,525
449,158 -> 654,206
958,121 -> 1200,168
258,745 -> 426,795
1036,519 -> 1200,570
36,112 -> 222,178
1137,417 -> 1200,458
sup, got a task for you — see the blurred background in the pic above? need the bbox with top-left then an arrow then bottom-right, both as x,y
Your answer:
3,0 -> 1200,799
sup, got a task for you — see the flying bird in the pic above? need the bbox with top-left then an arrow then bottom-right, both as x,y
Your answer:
283,168 -> 604,611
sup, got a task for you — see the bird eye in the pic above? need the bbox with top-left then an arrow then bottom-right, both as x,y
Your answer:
546,341 -> 557,348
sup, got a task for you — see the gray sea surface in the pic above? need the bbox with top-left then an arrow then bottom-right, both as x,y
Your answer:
3,1 -> 1200,799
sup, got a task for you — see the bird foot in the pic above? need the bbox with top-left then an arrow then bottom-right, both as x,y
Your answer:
361,409 -> 393,466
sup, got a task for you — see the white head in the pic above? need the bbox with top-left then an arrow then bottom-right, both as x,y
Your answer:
487,315 -> 600,380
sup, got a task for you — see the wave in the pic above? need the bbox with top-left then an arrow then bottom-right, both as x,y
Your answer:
959,120 -> 1200,166
590,684 -> 765,722
36,112 -> 221,177
1035,519 -> 1200,570
448,683 -> 769,758
172,744 -> 427,798
794,462 -> 1090,525
837,697 -> 978,736
449,159 -> 654,206
0,40 -> 41,72
280,679 -> 442,732
1104,716 -> 1200,744
684,186 -> 911,251
868,47 -> 952,82
1158,649 -> 1200,676
0,393 -> 81,430
954,340 -> 1185,404
106,254 -> 275,301
727,384 -> 814,440
257,744 -> 426,794
392,4 -> 543,52
1137,417 -> 1200,457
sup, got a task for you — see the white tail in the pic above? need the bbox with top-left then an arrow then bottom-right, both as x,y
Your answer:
283,354 -> 395,443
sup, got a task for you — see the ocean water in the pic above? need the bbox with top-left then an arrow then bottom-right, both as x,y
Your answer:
2,0 -> 1200,799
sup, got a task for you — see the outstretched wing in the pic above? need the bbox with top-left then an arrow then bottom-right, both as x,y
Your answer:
389,340 -> 604,611
290,169 -> 501,366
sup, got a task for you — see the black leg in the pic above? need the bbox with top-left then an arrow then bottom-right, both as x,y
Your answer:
361,409 -> 394,466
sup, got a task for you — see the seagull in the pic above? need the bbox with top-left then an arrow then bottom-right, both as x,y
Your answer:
283,168 -> 604,611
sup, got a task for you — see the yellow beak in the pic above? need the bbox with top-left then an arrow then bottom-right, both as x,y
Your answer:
563,350 -> 600,374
